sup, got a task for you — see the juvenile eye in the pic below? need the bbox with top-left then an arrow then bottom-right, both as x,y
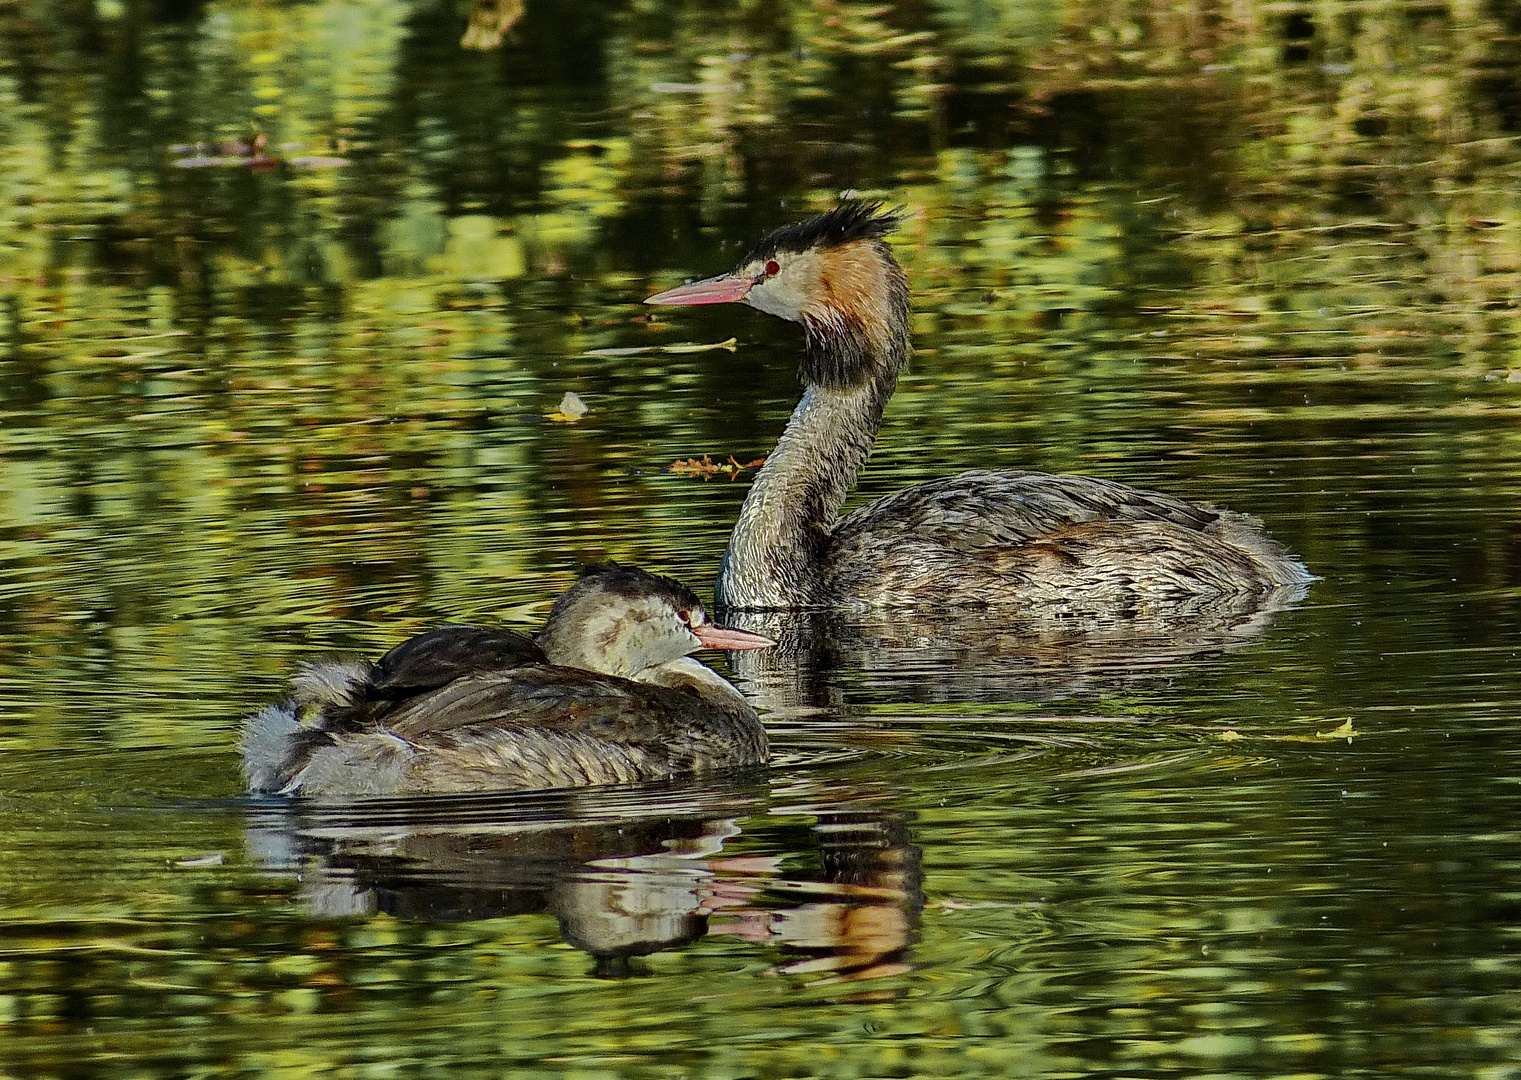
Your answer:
765,259 -> 780,276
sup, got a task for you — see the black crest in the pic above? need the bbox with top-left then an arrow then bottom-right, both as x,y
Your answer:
743,200 -> 906,263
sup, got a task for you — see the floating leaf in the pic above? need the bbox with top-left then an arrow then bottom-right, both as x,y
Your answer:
663,337 -> 739,354
170,134 -> 349,170
669,454 -> 766,480
546,391 -> 589,422
1217,729 -> 1244,742
1316,718 -> 1356,740
925,898 -> 978,913
171,853 -> 226,869
585,338 -> 739,358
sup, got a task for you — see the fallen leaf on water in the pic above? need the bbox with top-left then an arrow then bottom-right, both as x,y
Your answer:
585,337 -> 739,357
670,454 -> 766,480
171,853 -> 226,869
1217,729 -> 1244,742
1316,718 -> 1356,740
170,134 -> 350,170
662,337 -> 738,354
546,391 -> 589,422
925,898 -> 979,913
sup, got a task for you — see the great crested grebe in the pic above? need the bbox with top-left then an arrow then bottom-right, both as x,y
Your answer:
240,564 -> 774,798
646,201 -> 1311,610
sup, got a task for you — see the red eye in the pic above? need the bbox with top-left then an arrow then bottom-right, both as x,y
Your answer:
765,260 -> 780,276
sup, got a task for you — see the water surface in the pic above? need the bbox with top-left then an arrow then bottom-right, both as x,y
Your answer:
3,1 -> 1521,1076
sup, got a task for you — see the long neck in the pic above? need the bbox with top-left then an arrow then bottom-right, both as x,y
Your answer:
717,282 -> 909,608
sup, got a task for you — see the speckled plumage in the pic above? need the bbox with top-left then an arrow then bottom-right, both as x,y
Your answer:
824,469 -> 1306,609
647,201 -> 1312,610
240,565 -> 770,798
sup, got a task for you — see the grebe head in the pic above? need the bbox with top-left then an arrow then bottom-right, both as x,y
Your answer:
646,201 -> 910,390
536,563 -> 773,678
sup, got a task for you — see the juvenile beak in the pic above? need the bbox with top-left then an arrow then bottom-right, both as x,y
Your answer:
693,622 -> 775,651
645,273 -> 754,306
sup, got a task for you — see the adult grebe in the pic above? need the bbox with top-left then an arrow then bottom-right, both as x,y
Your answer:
240,564 -> 774,798
646,201 -> 1312,610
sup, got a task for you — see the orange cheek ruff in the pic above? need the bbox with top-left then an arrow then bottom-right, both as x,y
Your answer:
816,242 -> 895,346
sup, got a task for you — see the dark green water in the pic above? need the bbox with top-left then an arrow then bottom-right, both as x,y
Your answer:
4,0 -> 1521,1076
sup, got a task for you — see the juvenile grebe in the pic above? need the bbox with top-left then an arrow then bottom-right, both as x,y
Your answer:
240,564 -> 773,798
646,201 -> 1311,610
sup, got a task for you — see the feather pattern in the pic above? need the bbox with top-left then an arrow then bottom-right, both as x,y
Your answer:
647,201 -> 1312,609
239,565 -> 771,798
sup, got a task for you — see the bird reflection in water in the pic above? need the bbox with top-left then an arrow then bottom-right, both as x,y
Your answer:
721,586 -> 1308,715
245,780 -> 921,988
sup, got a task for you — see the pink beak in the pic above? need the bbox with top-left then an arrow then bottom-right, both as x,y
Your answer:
693,622 -> 775,652
645,274 -> 754,307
